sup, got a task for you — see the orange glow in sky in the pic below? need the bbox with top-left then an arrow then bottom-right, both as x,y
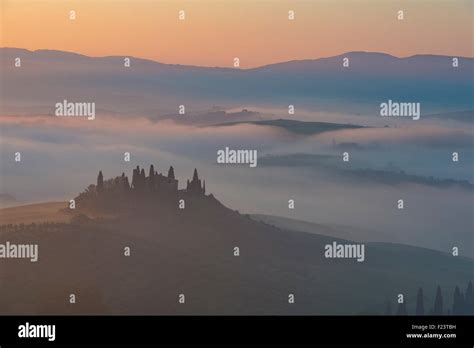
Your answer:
1,0 -> 473,68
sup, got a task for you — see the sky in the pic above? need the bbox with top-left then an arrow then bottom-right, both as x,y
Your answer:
1,0 -> 473,68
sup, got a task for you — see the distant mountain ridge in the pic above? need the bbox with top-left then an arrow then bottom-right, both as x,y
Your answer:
2,47 -> 472,70
1,47 -> 472,115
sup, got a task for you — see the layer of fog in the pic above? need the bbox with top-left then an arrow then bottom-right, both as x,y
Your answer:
1,115 -> 472,256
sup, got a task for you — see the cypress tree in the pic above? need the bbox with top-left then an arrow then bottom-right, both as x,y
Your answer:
168,166 -> 175,180
415,287 -> 424,315
148,165 -> 155,190
452,286 -> 464,315
465,281 -> 473,314
434,285 -> 443,315
132,166 -> 139,190
97,171 -> 104,193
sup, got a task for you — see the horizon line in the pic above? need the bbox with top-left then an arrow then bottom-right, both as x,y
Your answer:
2,47 -> 473,70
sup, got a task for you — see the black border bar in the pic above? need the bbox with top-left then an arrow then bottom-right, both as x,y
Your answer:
0,315 -> 473,345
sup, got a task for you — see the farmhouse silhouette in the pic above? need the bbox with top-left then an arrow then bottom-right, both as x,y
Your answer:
75,165 -> 209,213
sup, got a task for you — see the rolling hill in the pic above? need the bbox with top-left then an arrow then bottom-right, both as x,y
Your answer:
210,119 -> 366,135
0,196 -> 471,315
2,48 -> 472,115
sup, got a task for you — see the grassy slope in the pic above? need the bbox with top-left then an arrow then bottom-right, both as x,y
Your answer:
0,201 -> 471,315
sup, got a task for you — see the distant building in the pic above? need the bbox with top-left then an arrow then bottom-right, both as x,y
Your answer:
80,164 -> 206,202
